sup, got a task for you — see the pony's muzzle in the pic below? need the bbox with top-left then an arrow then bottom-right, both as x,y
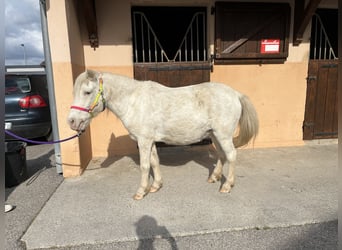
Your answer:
67,115 -> 85,132
67,116 -> 77,131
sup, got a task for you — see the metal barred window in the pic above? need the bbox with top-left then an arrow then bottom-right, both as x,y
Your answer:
310,13 -> 337,60
132,10 -> 207,63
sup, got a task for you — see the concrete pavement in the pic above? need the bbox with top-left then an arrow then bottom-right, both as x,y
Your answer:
20,143 -> 338,249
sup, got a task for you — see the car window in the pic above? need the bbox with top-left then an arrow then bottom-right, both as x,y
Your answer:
5,77 -> 31,94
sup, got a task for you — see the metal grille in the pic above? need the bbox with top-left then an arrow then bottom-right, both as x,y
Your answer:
311,14 -> 337,60
132,11 -> 207,63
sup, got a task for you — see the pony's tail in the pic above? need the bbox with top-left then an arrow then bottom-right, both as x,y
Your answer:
233,95 -> 259,148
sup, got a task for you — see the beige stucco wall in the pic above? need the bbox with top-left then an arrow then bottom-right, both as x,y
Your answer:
83,0 -> 311,157
211,63 -> 308,148
46,0 -> 337,176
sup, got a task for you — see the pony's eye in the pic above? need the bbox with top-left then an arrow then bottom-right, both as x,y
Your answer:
84,91 -> 91,95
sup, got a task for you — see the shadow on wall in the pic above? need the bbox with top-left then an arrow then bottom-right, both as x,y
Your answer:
100,133 -> 139,168
135,215 -> 178,250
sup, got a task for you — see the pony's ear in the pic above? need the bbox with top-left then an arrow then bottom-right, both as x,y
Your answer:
86,69 -> 99,81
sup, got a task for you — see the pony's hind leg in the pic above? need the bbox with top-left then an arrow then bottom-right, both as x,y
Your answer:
208,135 -> 224,183
134,139 -> 153,200
219,138 -> 237,193
149,143 -> 163,193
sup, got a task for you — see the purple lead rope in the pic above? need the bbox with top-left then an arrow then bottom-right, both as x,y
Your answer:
5,130 -> 82,145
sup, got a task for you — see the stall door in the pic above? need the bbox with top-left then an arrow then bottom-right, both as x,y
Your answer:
303,11 -> 338,140
303,60 -> 338,139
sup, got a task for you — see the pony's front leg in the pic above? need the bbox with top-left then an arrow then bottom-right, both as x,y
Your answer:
134,140 -> 153,200
149,143 -> 163,193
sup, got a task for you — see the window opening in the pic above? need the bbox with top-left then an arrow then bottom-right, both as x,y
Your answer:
310,10 -> 338,60
131,7 -> 207,63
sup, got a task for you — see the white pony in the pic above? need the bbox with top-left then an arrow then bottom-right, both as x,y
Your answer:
68,70 -> 259,200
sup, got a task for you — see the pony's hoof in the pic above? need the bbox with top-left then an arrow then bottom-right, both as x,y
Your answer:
133,193 -> 146,200
149,184 -> 162,193
208,175 -> 221,183
207,177 -> 215,183
219,185 -> 232,193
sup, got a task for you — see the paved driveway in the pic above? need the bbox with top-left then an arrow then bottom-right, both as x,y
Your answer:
9,143 -> 337,250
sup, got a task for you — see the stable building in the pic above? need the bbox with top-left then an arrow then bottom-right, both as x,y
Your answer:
43,0 -> 338,177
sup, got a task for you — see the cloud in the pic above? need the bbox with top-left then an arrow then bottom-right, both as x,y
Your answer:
5,0 -> 44,65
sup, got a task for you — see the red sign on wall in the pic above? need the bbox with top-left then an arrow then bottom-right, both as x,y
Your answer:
260,39 -> 280,54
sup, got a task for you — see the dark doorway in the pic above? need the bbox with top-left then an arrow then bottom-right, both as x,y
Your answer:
131,6 -> 210,88
309,9 -> 338,60
131,6 -> 207,63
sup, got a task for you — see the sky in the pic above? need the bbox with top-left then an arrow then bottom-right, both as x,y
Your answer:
5,0 -> 44,65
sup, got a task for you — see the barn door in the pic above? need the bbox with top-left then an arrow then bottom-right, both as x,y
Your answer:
303,11 -> 338,140
303,60 -> 338,139
131,7 -> 210,86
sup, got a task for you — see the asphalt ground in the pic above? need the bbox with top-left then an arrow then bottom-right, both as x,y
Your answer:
5,142 -> 337,250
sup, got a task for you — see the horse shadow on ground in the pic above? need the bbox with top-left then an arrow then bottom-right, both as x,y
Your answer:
135,215 -> 178,250
99,133 -> 223,183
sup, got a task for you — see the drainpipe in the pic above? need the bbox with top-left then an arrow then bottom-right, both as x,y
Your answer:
39,0 -> 63,174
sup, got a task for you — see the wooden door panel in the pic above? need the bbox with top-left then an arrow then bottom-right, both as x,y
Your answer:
314,65 -> 329,136
134,62 -> 210,87
323,64 -> 338,135
303,60 -> 338,139
303,62 -> 317,139
215,2 -> 290,64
